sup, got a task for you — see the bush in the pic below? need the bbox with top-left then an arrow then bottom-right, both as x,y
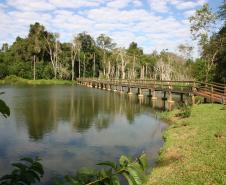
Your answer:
176,105 -> 191,118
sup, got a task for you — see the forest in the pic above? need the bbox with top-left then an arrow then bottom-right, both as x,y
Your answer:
0,2 -> 226,83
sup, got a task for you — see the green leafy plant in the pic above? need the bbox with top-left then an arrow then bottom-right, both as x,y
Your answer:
0,92 -> 10,118
55,153 -> 148,185
0,157 -> 44,185
176,105 -> 191,118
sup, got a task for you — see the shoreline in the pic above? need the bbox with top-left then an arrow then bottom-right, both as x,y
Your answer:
0,76 -> 75,85
147,104 -> 226,185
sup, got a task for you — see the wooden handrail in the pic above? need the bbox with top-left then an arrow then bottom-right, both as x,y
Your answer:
77,78 -> 226,101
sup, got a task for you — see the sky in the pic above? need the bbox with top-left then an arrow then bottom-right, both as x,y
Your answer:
0,0 -> 223,56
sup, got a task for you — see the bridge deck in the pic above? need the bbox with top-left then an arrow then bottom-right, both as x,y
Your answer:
78,78 -> 226,104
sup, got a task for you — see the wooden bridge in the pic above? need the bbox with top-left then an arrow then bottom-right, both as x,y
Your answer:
77,78 -> 226,109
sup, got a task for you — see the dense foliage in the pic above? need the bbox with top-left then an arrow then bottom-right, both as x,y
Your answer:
0,157 -> 44,185
189,2 -> 226,83
0,154 -> 148,185
0,22 -> 193,81
0,92 -> 10,118
1,3 -> 226,83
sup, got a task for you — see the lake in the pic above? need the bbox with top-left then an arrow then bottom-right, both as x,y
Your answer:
0,85 -> 166,184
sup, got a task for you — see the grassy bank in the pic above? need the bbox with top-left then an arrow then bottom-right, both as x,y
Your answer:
0,76 -> 75,85
148,104 -> 226,185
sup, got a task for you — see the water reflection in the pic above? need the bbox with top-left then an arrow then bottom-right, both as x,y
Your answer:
0,85 -> 166,185
13,86 -> 149,139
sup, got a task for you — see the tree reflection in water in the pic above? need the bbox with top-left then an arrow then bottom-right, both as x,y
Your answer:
13,86 -> 147,140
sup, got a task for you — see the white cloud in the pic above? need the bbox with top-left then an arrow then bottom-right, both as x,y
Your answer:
184,9 -> 196,17
106,0 -> 131,9
171,0 -> 206,10
48,0 -> 103,9
7,0 -> 55,11
148,0 -> 168,13
148,0 -> 207,13
0,0 -> 210,56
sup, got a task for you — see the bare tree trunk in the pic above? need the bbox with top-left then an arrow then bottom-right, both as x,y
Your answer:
83,54 -> 86,78
72,60 -> 74,81
93,53 -> 95,78
103,50 -> 106,77
33,55 -> 36,80
133,55 -> 135,79
140,65 -> 145,79
107,60 -> 111,79
78,51 -> 81,78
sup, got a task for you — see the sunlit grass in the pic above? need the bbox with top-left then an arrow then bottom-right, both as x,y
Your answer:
148,104 -> 226,185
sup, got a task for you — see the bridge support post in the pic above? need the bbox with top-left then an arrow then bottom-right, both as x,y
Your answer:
113,85 -> 117,92
148,89 -> 152,97
151,90 -> 157,101
128,87 -> 133,95
180,93 -> 184,103
167,91 -> 174,111
138,88 -> 144,97
120,86 -> 124,93
162,91 -> 167,110
107,84 -> 111,91
151,90 -> 157,108
98,83 -> 101,89
192,94 -> 195,105
102,84 -> 106,90
95,83 -> 98,88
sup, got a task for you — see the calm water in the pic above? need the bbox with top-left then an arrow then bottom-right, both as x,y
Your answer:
0,85 -> 166,184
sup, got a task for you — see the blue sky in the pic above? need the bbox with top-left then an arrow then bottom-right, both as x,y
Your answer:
0,0 -> 223,55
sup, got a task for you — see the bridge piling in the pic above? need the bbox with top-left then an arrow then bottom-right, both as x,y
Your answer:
120,86 -> 124,93
138,88 -> 144,97
128,87 -> 133,95
167,91 -> 174,111
77,78 -> 226,108
148,89 -> 152,97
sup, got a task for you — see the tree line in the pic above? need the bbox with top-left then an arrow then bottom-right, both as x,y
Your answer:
0,2 -> 226,83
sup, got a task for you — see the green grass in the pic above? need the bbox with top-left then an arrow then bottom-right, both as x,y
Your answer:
0,75 -> 75,85
148,104 -> 226,185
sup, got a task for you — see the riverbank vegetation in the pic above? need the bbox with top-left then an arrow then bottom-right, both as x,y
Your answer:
148,104 -> 226,185
0,75 -> 74,85
0,2 -> 226,83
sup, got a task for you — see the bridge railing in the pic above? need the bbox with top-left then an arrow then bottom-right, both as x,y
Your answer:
77,78 -> 226,103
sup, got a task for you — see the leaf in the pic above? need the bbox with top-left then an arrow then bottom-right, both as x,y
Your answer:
110,175 -> 120,185
0,99 -> 10,118
21,157 -> 34,164
119,155 -> 129,167
138,153 -> 148,170
96,161 -> 117,169
12,163 -> 28,171
122,172 -> 136,185
127,166 -> 143,185
0,174 -> 12,181
31,162 -> 44,176
27,170 -> 41,182
65,175 -> 79,184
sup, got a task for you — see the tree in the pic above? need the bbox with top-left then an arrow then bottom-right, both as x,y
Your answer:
127,42 -> 143,79
189,3 -> 218,82
77,32 -> 95,78
178,43 -> 193,60
1,43 -> 9,52
44,32 -> 61,79
70,39 -> 77,81
28,23 -> 45,80
96,34 -> 116,78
